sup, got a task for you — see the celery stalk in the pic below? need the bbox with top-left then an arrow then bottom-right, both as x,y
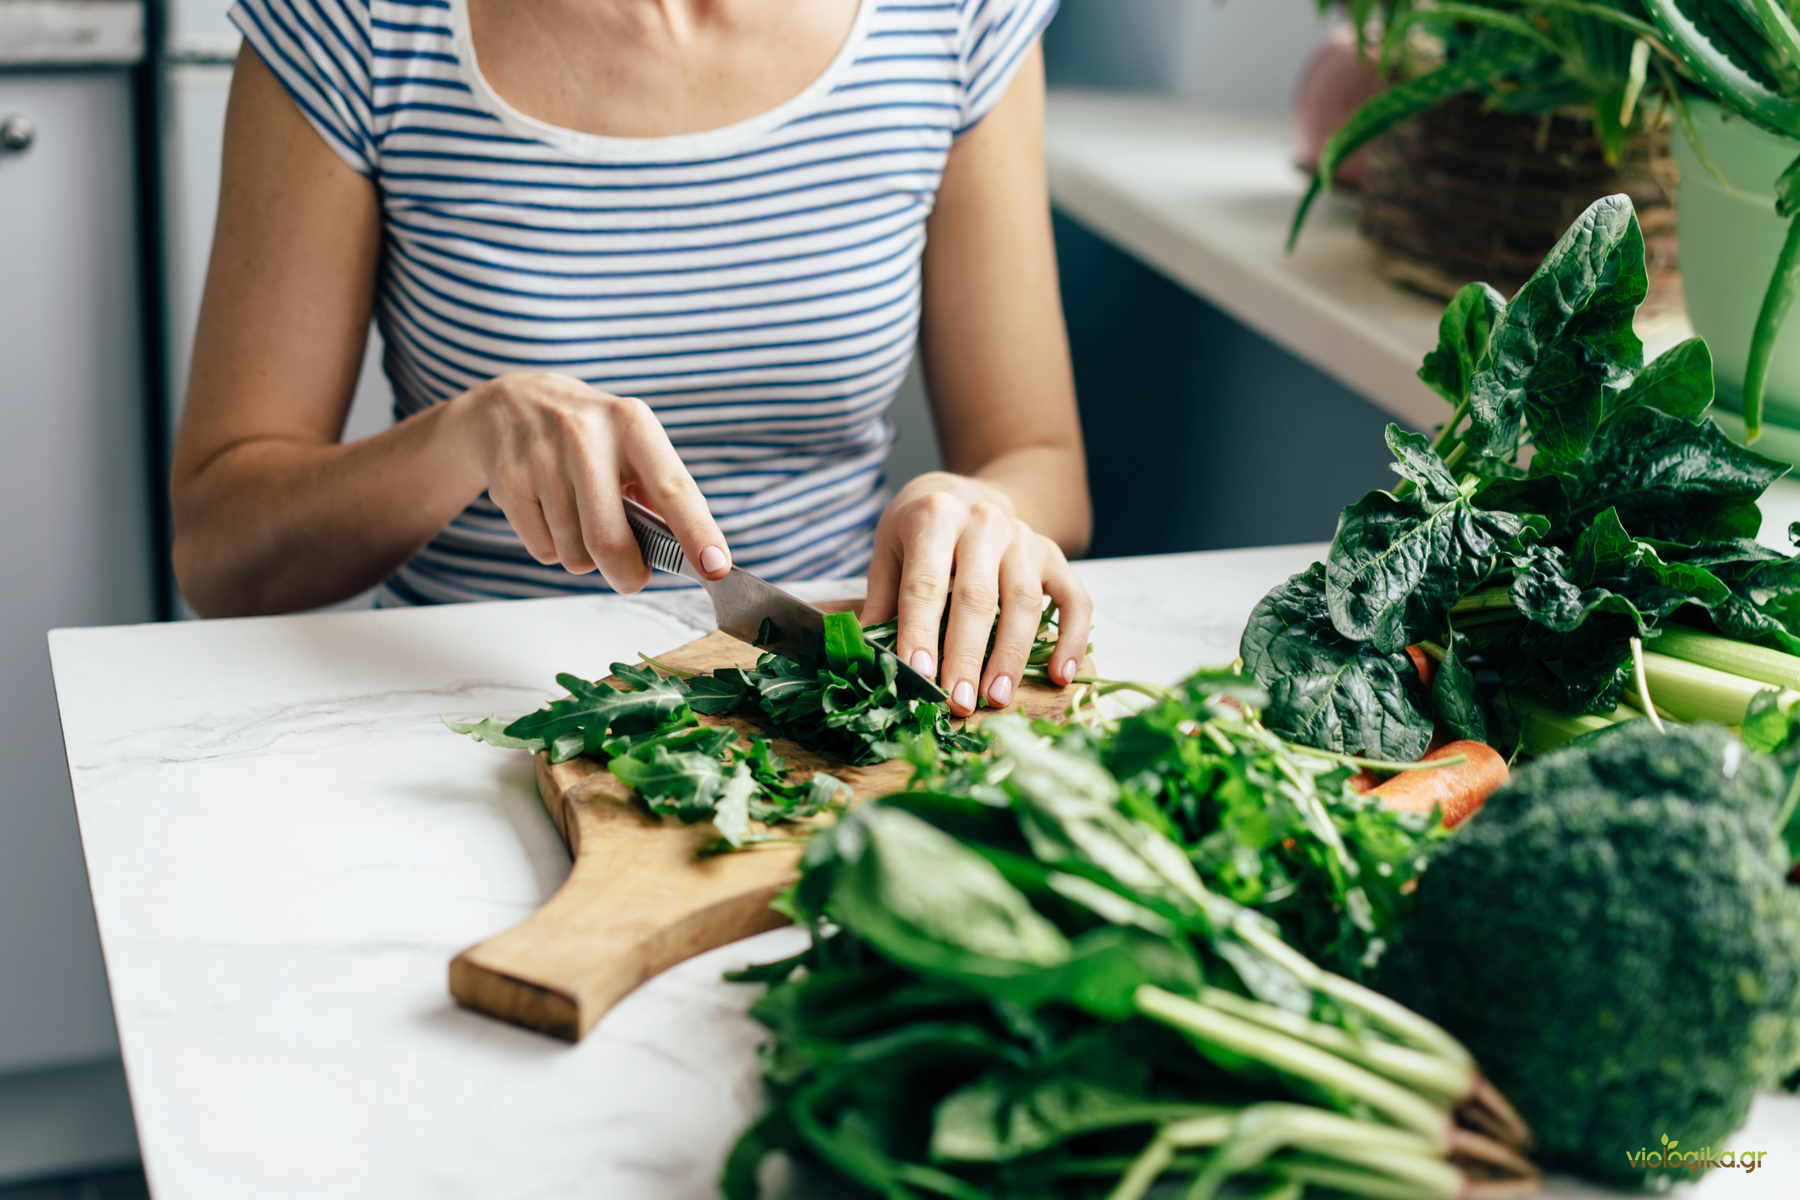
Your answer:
1640,651 -> 1800,725
1653,628 -> 1800,691
1503,695 -> 1632,756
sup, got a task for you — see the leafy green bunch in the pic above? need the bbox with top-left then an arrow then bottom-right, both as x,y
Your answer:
901,670 -> 1447,978
1245,194 -> 1796,760
725,714 -> 1534,1200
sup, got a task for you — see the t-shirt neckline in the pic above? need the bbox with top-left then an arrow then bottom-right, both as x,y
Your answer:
448,0 -> 876,162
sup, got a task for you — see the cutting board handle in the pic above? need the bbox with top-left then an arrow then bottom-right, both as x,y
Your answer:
449,758 -> 801,1042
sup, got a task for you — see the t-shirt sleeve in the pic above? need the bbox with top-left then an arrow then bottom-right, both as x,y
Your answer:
229,0 -> 376,176
957,0 -> 1058,136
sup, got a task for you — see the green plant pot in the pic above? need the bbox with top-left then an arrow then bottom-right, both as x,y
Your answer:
1672,99 -> 1800,431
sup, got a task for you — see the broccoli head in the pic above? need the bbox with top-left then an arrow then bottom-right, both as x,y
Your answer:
1380,723 -> 1800,1188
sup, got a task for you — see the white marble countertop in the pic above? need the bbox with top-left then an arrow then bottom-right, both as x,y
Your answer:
49,546 -> 1800,1197
1043,88 -> 1800,546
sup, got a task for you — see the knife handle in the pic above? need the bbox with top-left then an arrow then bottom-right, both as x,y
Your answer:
622,496 -> 704,582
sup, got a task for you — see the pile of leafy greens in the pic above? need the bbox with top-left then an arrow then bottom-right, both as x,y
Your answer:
724,709 -> 1534,1200
1244,193 -> 1800,761
899,671 -> 1447,980
449,610 -> 1046,851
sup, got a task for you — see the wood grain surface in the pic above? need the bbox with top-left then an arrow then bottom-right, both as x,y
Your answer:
449,621 -> 1075,1043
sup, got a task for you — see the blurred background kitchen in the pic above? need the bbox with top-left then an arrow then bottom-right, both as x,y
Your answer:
0,0 -> 1425,1193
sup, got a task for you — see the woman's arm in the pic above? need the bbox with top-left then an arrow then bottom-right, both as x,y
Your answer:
172,48 -> 730,617
917,45 -> 1090,554
860,45 -> 1094,715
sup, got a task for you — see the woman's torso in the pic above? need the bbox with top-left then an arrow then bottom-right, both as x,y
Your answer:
228,0 -> 1053,605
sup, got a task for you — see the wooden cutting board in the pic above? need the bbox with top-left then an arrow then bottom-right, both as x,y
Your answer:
449,619 -> 1077,1043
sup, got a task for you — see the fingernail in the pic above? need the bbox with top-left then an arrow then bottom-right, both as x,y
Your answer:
699,545 -> 728,575
952,680 -> 975,711
911,649 -> 934,677
988,675 -> 1013,705
1059,657 -> 1079,684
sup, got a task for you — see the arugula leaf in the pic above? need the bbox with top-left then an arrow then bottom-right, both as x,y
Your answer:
1463,194 -> 1647,461
1324,426 -> 1536,652
501,667 -> 690,760
1241,564 -> 1436,761
822,609 -> 875,673
441,716 -> 538,751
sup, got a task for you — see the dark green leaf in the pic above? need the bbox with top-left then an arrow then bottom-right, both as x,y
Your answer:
1419,282 -> 1507,405
1430,633 -> 1487,743
1241,564 -> 1436,761
1568,405 -> 1788,541
1616,336 -> 1715,421
1324,426 -> 1533,653
1464,194 -> 1647,461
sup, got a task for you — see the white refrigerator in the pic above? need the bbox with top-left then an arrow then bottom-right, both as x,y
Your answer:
159,0 -> 391,616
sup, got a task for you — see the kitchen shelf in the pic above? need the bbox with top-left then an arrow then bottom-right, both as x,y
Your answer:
1042,88 -> 1800,544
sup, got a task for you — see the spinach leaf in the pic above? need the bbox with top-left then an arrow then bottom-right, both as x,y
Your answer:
1325,425 -> 1535,652
822,609 -> 875,673
1241,564 -> 1436,761
1463,194 -> 1647,461
1431,632 -> 1488,744
1566,405 -> 1787,541
1419,281 -> 1506,405
1615,336 -> 1715,421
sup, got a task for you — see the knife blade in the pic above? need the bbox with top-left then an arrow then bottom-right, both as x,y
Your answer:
623,497 -> 948,701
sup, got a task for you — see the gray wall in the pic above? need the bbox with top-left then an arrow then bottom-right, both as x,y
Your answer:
1041,0 -> 1397,556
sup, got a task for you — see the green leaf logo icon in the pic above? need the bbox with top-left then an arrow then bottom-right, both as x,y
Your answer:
1661,1134 -> 1679,1151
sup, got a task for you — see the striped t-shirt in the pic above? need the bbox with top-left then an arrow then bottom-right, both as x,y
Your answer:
227,0 -> 1058,606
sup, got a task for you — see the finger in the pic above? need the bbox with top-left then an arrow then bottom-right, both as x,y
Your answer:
616,397 -> 730,580
492,486 -> 558,566
538,485 -> 595,574
894,498 -> 962,683
980,535 -> 1047,709
939,509 -> 1010,716
858,533 -> 901,626
1044,555 -> 1093,687
571,474 -> 650,595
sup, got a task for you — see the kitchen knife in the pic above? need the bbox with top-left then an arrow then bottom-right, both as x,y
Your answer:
623,496 -> 947,701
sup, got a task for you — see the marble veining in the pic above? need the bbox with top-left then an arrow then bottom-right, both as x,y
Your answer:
46,549 -> 1800,1199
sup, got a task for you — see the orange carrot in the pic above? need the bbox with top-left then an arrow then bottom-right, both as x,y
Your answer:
1405,644 -> 1437,689
1369,739 -> 1508,828
1347,770 -> 1381,794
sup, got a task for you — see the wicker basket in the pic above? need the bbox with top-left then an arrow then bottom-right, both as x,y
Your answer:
1356,92 -> 1680,307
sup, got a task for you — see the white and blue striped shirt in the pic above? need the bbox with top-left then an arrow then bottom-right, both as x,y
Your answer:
228,0 -> 1057,606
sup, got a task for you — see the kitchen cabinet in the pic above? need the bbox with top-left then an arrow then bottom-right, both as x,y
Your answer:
0,61 -> 154,1180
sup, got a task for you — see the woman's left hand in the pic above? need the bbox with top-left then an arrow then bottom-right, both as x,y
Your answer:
859,472 -> 1092,716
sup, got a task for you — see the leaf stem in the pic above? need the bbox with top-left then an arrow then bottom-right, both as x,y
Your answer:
1629,637 -> 1666,733
637,652 -> 698,679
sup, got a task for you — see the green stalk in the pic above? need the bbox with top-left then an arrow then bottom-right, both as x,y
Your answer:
1654,627 -> 1800,691
1194,988 -> 1474,1105
1278,1158 -> 1458,1200
1742,211 -> 1800,443
1225,919 -> 1474,1069
1630,638 -> 1668,732
1503,695 -> 1632,756
1133,986 -> 1452,1142
1640,650 -> 1800,724
1451,588 -> 1516,614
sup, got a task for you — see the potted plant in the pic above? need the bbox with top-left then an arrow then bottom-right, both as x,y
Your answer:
1292,2 -> 1681,301
1644,0 -> 1800,445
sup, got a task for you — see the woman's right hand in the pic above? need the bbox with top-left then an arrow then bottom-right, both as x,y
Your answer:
443,372 -> 732,593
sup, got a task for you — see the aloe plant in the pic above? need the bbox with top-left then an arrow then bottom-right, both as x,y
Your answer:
1643,0 -> 1800,442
